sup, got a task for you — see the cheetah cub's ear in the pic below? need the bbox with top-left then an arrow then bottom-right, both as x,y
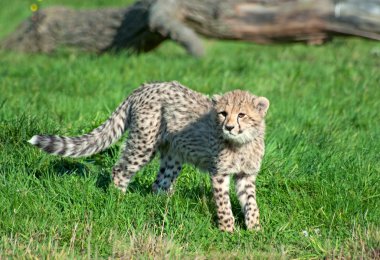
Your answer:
254,97 -> 270,117
211,94 -> 222,105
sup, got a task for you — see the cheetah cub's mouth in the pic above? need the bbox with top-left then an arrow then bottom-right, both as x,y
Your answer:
212,90 -> 270,145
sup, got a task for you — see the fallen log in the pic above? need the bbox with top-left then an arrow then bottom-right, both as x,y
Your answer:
2,0 -> 380,56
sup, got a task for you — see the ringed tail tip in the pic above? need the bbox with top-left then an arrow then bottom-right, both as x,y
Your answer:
28,135 -> 39,145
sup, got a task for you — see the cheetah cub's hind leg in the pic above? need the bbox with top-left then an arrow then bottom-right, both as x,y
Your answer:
234,173 -> 261,231
152,152 -> 182,193
112,128 -> 157,192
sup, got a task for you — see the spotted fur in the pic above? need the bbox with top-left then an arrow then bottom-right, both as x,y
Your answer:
29,81 -> 270,232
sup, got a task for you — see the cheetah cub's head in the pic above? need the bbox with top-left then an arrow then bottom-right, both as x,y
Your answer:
212,90 -> 269,145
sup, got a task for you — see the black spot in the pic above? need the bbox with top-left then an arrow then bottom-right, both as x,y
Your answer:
164,173 -> 172,178
247,195 -> 255,200
215,188 -> 222,193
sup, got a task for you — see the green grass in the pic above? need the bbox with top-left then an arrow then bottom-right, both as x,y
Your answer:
1,1 -> 380,258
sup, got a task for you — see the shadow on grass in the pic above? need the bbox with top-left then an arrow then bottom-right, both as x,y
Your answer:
52,159 -> 115,192
30,159 -> 90,179
29,157 -> 111,191
45,158 -> 155,194
41,158 -> 247,229
95,170 -> 112,191
165,182 -> 246,229
51,159 -> 90,177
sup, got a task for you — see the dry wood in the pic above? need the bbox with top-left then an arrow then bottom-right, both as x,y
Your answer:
2,0 -> 380,56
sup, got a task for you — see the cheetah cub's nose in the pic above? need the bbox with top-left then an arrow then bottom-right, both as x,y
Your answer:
225,125 -> 235,131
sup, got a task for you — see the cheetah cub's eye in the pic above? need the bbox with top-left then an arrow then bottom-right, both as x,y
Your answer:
219,111 -> 227,117
238,113 -> 246,118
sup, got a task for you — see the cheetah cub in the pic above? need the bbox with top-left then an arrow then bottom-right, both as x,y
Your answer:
29,81 -> 270,232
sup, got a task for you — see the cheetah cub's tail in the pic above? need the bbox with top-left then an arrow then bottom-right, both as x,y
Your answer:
28,99 -> 131,158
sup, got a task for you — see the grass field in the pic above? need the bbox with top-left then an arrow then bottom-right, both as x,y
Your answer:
1,1 -> 380,259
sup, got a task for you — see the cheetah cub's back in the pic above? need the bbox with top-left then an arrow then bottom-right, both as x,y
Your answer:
29,81 -> 270,232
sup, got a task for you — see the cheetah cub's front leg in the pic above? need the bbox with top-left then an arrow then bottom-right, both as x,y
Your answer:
212,174 -> 235,232
235,173 -> 261,231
